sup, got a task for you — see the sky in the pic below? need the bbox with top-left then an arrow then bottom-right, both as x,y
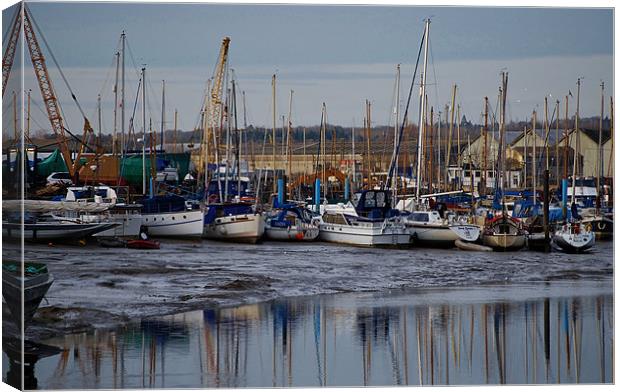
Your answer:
1,1 -> 614,136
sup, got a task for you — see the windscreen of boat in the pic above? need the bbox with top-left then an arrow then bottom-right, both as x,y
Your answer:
409,212 -> 430,222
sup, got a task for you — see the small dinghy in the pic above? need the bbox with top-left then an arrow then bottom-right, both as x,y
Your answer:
97,237 -> 127,248
455,239 -> 493,252
126,239 -> 160,249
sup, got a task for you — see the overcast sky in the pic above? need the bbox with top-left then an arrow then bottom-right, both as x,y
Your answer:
2,2 -> 613,136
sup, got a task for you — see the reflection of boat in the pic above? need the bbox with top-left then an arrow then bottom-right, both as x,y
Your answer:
203,203 -> 265,244
319,190 -> 410,247
553,222 -> 595,253
265,204 -> 320,241
2,260 -> 54,328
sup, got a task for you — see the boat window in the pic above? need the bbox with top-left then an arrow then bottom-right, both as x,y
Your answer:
352,192 -> 362,207
410,213 -> 429,222
364,192 -> 376,208
376,192 -> 386,208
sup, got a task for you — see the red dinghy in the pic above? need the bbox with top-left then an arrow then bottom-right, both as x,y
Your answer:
126,239 -> 160,249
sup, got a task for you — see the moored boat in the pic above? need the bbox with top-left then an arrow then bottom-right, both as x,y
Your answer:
553,222 -> 595,253
319,190 -> 410,247
2,260 -> 54,328
265,203 -> 320,241
482,215 -> 527,251
403,209 -> 480,247
140,195 -> 204,238
203,202 -> 265,244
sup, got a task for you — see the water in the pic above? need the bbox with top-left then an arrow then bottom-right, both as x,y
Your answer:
30,281 -> 613,388
2,240 -> 613,388
4,239 -> 614,323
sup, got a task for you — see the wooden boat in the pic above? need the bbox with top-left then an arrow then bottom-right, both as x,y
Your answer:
2,260 -> 54,328
482,215 -> 526,251
553,222 -> 595,253
126,239 -> 160,249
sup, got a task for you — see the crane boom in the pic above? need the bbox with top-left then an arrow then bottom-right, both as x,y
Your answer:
2,7 -> 21,96
208,37 -> 230,133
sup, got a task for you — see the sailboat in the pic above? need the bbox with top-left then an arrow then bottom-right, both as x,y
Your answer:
553,79 -> 595,253
482,72 -> 526,251
392,20 -> 480,247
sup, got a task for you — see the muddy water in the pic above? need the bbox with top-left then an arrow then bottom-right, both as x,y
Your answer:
26,280 -> 613,388
3,239 -> 613,338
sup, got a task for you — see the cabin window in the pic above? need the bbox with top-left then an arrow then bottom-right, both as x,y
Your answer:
410,213 -> 429,222
364,193 -> 376,208
488,172 -> 494,178
475,171 -> 481,177
376,192 -> 386,208
464,170 -> 470,177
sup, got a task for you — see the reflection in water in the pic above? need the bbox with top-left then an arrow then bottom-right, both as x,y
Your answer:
27,284 -> 613,388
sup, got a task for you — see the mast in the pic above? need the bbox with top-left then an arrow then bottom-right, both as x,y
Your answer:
12,91 -> 17,142
351,122 -> 355,191
141,66 -> 146,195
456,104 -> 462,188
446,85 -> 457,188
499,72 -> 508,208
564,95 -> 569,181
415,18 -> 430,204
608,97 -> 614,178
524,125 -> 528,188
286,89 -> 293,190
392,64 -> 400,199
173,109 -> 178,153
97,93 -> 102,152
429,106 -> 434,193
544,97 -> 549,172
483,97 -> 489,194
26,89 -> 31,141
322,102 -> 327,199
555,100 -> 560,186
113,51 -> 120,156
121,31 -> 126,157
596,81 -> 604,210
437,110 -> 442,192
532,110 -> 537,204
160,80 -> 165,151
232,80 -> 241,199
571,79 -> 581,206
272,74 -> 276,193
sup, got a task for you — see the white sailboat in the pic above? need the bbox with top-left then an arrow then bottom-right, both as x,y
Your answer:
553,78 -> 595,253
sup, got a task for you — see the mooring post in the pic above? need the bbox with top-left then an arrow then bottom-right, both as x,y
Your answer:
543,169 -> 550,252
277,177 -> 284,206
315,178 -> 321,214
344,176 -> 350,201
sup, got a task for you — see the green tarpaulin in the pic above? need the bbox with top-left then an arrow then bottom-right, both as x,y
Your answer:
36,149 -> 68,177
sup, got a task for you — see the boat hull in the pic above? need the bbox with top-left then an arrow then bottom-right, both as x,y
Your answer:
2,263 -> 54,328
582,216 -> 613,240
553,230 -> 595,253
3,222 -> 118,241
482,233 -> 526,251
319,222 -> 410,247
406,224 -> 459,246
203,213 -> 265,244
94,212 -> 142,238
141,210 -> 204,238
264,225 -> 319,241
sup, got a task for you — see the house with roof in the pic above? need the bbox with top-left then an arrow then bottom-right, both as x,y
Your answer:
556,128 -> 612,178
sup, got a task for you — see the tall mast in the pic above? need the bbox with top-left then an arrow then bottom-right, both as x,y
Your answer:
555,100 -> 560,186
446,85 -> 457,187
429,106 -> 434,193
532,110 -> 537,203
415,18 -> 430,204
392,64 -> 400,199
271,74 -> 276,192
351,122 -> 355,191
571,79 -> 581,205
483,97 -> 488,194
121,31 -> 126,157
544,97 -> 549,172
173,109 -> 178,153
26,89 -> 31,141
564,95 -> 569,181
499,72 -> 508,207
524,125 -> 528,188
113,51 -> 120,156
12,91 -> 17,142
322,103 -> 327,198
456,104 -> 462,188
160,80 -> 165,151
437,110 -> 442,192
597,81 -> 604,209
141,66 -> 146,195
97,93 -> 102,150
608,97 -> 614,177
286,89 -> 293,188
